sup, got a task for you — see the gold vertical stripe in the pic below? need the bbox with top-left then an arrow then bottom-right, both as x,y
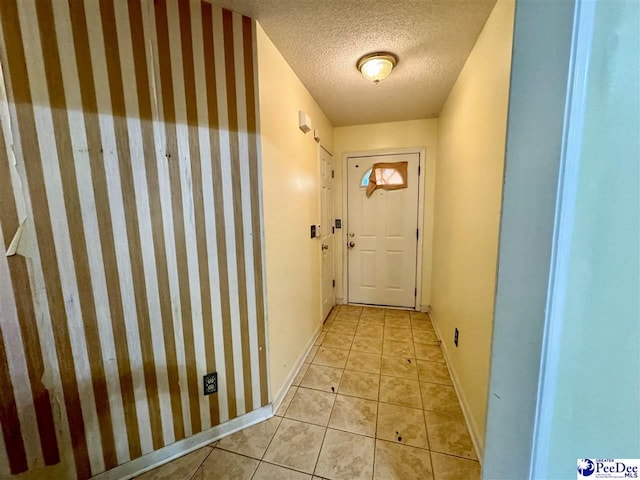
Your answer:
242,16 -> 269,407
222,8 -> 253,411
178,0 -> 219,427
201,1 -> 237,419
35,0 -> 118,469
127,0 -> 185,444
66,0 -> 142,460
97,0 -> 165,450
153,0 -> 201,434
0,324 -> 27,474
0,130 -> 29,475
0,0 -> 92,476
0,93 -> 60,468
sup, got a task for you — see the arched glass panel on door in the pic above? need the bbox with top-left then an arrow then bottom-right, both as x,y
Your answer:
360,168 -> 372,187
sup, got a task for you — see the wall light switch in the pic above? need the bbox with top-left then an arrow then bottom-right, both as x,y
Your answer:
310,225 -> 317,238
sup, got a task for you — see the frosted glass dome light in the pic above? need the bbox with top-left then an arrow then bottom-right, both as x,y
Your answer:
357,53 -> 398,84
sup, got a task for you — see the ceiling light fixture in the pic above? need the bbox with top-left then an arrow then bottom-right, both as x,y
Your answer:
357,52 -> 398,84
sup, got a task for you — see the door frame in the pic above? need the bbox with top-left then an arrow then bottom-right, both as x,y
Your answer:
341,147 -> 426,309
319,144 -> 335,320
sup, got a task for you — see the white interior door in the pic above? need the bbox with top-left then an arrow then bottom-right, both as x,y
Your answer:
320,147 -> 335,319
347,153 -> 419,307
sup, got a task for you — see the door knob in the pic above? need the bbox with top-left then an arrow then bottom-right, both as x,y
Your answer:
348,241 -> 356,249
322,244 -> 329,250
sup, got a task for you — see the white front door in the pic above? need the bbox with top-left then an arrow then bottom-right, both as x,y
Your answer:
320,147 -> 335,320
347,153 -> 420,307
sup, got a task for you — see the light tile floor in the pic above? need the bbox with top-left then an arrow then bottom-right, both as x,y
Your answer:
137,306 -> 481,480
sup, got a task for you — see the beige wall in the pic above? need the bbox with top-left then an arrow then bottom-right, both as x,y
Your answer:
431,0 -> 514,454
333,119 -> 438,308
256,25 -> 334,400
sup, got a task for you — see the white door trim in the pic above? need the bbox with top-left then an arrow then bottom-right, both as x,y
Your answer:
341,147 -> 426,310
319,144 -> 335,320
529,0 -> 596,475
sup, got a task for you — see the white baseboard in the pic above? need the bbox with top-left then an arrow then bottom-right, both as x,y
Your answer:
429,312 -> 484,463
336,297 -> 345,305
93,405 -> 272,480
271,322 -> 323,414
419,304 -> 432,313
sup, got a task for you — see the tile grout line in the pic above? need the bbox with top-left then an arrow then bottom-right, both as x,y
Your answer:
208,447 -> 261,468
309,304 -> 354,479
217,412 -> 320,477
259,459 -> 317,478
371,308 -> 389,480
352,307 -> 378,479
208,413 -> 345,479
336,306 -> 377,479
359,306 -> 376,480
186,444 -> 215,480
247,414 -> 282,480
413,311 -> 437,479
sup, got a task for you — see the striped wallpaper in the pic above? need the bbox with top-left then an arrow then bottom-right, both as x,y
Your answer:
0,0 -> 268,478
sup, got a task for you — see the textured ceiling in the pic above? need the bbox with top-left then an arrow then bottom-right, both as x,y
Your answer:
210,0 -> 497,126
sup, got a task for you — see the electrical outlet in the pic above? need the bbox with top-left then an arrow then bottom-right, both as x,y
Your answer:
203,372 -> 217,395
454,328 -> 459,347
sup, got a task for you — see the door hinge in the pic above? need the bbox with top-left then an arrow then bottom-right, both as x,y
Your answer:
414,288 -> 417,297
332,226 -> 335,234
331,170 -> 334,178
418,165 -> 421,175
332,279 -> 336,288
416,228 -> 419,240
